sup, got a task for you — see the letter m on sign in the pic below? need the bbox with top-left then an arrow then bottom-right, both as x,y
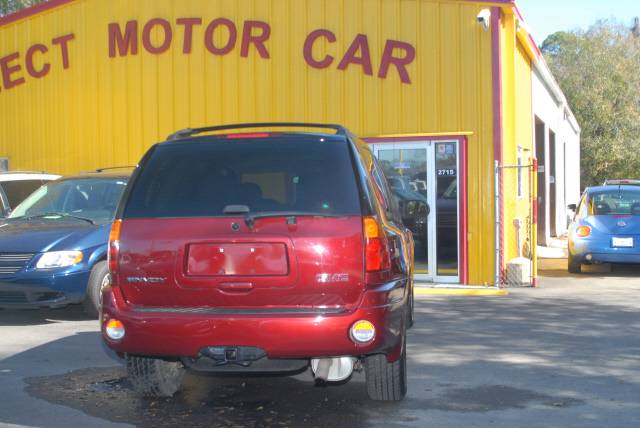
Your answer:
109,21 -> 138,57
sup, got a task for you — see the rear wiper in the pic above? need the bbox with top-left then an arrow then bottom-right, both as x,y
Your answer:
23,212 -> 95,225
221,205 -> 345,229
244,211 -> 345,229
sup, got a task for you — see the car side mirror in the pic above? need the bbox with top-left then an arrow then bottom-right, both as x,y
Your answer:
567,204 -> 577,211
404,200 -> 430,218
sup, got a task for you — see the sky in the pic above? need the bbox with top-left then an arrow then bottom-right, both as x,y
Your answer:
517,0 -> 640,44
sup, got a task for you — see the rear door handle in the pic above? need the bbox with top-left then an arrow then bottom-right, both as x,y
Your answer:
218,282 -> 254,293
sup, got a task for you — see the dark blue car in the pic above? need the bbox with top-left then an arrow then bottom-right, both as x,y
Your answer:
568,184 -> 640,273
0,171 -> 129,316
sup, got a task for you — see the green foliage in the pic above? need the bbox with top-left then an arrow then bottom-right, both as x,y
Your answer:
542,21 -> 640,187
0,0 -> 45,16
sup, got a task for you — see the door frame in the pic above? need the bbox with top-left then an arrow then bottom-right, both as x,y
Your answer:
371,141 -> 434,282
535,117 -> 547,246
365,135 -> 469,284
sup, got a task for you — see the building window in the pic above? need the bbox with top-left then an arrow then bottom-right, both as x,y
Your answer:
517,146 -> 524,199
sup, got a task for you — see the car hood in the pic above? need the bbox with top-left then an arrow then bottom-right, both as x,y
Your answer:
585,215 -> 640,235
0,219 -> 107,253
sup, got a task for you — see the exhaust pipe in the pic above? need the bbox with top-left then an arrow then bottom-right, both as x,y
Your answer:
310,357 -> 357,382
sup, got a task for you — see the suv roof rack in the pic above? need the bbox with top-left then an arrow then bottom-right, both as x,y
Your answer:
94,166 -> 136,173
80,166 -> 135,174
167,123 -> 349,141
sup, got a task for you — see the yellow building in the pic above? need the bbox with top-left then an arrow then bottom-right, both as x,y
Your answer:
0,0 -> 579,286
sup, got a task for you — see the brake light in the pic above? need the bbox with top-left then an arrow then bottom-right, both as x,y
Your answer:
108,220 -> 122,276
576,226 -> 591,237
364,217 -> 391,272
226,133 -> 271,139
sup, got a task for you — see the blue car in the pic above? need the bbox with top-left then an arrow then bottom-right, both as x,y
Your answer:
0,170 -> 129,316
568,184 -> 640,273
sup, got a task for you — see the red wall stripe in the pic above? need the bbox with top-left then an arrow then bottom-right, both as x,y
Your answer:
363,135 -> 469,144
1,0 -> 517,28
0,0 -> 75,27
491,6 -> 505,283
459,137 -> 469,284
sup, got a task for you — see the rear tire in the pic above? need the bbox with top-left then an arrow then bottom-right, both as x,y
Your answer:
568,253 -> 582,274
83,261 -> 109,318
126,354 -> 185,397
365,336 -> 407,401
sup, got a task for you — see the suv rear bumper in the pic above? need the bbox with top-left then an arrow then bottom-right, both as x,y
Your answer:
101,279 -> 409,361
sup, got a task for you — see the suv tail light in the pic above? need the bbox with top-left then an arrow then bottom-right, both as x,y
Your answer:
364,217 -> 391,272
108,220 -> 122,277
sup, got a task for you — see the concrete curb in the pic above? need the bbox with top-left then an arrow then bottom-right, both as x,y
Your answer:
415,288 -> 509,296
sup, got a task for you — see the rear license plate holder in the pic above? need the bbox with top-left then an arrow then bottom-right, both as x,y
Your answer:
187,242 -> 289,276
612,237 -> 634,248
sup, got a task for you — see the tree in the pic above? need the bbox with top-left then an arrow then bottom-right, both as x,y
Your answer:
0,0 -> 45,16
541,21 -> 640,187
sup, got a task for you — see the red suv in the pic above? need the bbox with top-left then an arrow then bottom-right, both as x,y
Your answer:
101,123 -> 415,401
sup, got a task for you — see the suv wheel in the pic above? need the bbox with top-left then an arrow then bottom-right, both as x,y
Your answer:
83,261 -> 109,318
126,355 -> 185,397
364,335 -> 407,401
568,253 -> 582,274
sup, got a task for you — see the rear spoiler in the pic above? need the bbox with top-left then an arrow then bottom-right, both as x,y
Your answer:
167,123 -> 349,141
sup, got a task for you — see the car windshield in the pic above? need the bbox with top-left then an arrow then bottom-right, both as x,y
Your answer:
588,189 -> 640,216
9,178 -> 128,223
0,179 -> 50,209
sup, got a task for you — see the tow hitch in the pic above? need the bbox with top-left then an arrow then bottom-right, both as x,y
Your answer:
201,346 -> 265,367
181,347 -> 310,373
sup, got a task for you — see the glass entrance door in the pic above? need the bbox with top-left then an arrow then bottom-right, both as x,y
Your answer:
375,145 -> 431,279
434,142 -> 459,280
372,141 -> 460,283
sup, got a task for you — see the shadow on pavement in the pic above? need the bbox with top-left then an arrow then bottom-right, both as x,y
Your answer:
0,305 -> 95,326
22,364 -> 584,428
538,257 -> 640,279
4,288 -> 637,427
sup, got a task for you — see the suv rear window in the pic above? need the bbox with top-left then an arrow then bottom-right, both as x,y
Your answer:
123,136 -> 362,218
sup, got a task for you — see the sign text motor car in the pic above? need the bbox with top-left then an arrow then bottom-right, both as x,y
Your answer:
0,16 -> 417,93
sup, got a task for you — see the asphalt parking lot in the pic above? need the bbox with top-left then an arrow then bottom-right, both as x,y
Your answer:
1,264 -> 639,428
